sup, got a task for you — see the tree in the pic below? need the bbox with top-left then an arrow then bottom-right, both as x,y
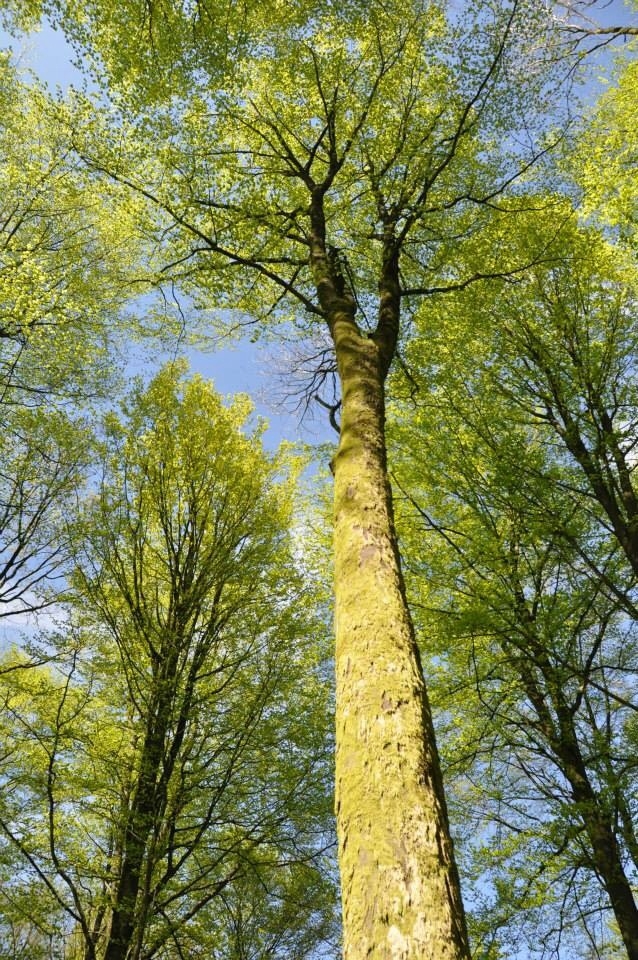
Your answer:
576,62 -> 638,244
0,365 -> 337,960
389,213 -> 638,958
554,1 -> 638,66
22,2 -> 583,954
0,54 -> 139,407
0,406 -> 87,619
0,53 -> 155,620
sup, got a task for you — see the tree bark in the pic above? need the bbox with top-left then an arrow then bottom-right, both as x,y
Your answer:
555,720 -> 638,960
104,715 -> 166,960
505,589 -> 638,960
331,310 -> 470,960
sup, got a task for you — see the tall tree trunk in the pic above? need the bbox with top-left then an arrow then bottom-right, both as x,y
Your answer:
104,785 -> 153,960
331,311 -> 470,960
582,811 -> 638,960
104,710 -> 169,960
509,621 -> 638,960
556,722 -> 638,960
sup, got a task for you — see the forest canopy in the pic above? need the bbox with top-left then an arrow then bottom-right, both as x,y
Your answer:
0,2 -> 636,959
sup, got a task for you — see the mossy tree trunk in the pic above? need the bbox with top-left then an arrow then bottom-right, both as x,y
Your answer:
311,205 -> 470,960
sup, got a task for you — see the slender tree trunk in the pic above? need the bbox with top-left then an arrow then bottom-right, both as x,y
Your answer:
510,628 -> 638,960
583,812 -> 638,960
104,710 -> 169,960
104,780 -> 153,960
331,311 -> 470,960
557,727 -> 638,960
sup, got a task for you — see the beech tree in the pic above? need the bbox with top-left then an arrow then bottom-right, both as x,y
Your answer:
12,2 -> 584,954
4,1 -> 633,955
386,34 -> 638,956
390,209 -> 638,959
0,365 -> 336,960
0,53 -> 153,620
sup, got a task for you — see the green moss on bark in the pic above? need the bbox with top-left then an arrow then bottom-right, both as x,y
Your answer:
332,317 -> 469,960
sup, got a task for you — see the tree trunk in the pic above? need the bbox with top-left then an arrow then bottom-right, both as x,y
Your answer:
557,728 -> 638,960
583,813 -> 638,960
104,783 -> 153,960
508,620 -> 638,960
331,311 -> 470,960
104,710 -> 169,960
